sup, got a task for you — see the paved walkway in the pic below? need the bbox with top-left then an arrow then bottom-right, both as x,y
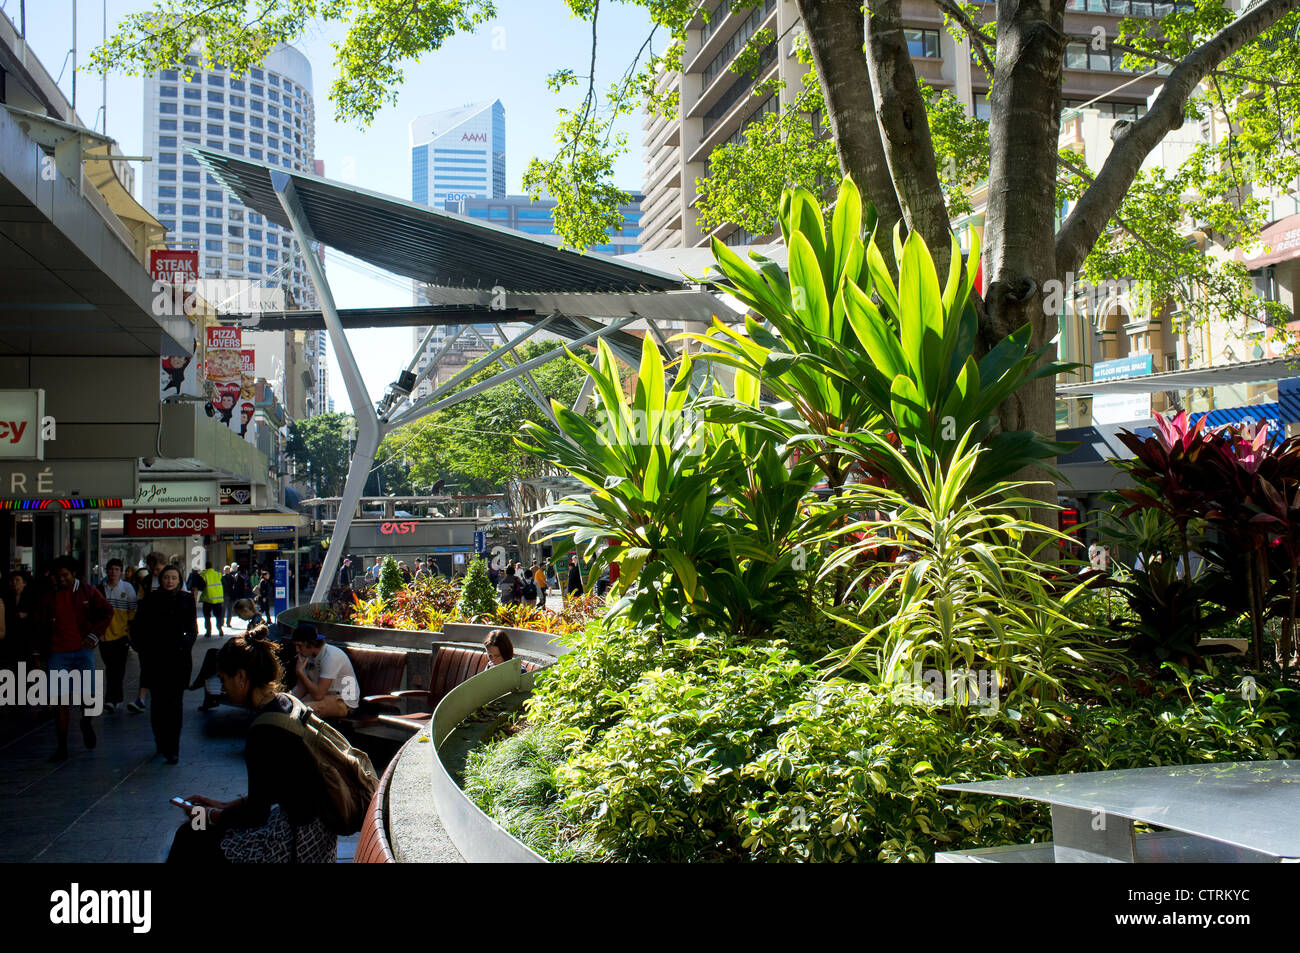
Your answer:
0,615 -> 358,863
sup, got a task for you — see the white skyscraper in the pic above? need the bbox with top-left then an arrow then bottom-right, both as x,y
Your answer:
409,100 -> 506,208
142,44 -> 319,310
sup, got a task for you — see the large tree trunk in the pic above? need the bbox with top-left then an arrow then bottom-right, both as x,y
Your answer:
794,0 -> 903,261
863,0 -> 953,273
981,0 -> 1068,511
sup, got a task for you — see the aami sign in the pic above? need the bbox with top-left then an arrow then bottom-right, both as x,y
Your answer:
461,132 -> 487,142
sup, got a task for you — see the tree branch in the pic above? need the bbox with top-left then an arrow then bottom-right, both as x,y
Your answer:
932,0 -> 996,76
1055,0 -> 1300,276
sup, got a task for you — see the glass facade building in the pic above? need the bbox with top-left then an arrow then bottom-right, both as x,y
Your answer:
409,101 -> 507,207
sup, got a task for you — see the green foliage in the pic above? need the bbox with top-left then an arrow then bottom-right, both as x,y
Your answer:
464,621 -> 1295,862
521,335 -> 817,639
286,413 -> 356,497
376,555 -> 403,604
692,176 -> 1072,497
457,556 -> 498,620
820,433 -> 1120,711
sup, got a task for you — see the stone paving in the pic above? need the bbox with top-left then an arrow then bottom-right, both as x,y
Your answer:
0,614 -> 358,863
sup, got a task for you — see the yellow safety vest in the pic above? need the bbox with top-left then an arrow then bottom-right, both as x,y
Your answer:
200,568 -> 224,604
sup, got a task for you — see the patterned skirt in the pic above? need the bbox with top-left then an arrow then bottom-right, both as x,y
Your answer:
219,805 -> 337,863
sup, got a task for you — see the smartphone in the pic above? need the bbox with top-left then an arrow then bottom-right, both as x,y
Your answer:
170,796 -> 193,809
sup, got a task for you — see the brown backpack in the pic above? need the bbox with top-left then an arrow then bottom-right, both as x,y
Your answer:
253,694 -> 379,835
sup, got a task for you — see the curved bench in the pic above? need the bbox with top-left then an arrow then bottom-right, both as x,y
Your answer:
353,731 -> 410,863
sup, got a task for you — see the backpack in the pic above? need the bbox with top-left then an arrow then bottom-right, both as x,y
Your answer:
252,694 -> 379,835
522,578 -> 537,600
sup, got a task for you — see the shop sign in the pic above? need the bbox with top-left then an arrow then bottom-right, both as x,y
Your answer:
219,482 -> 252,506
125,481 -> 219,508
125,512 -> 216,536
0,459 -> 135,500
0,390 -> 46,460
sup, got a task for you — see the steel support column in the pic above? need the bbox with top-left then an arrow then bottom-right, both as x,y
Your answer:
272,170 -> 380,605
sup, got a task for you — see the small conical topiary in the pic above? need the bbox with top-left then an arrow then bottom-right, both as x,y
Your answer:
377,555 -> 404,604
457,556 -> 497,620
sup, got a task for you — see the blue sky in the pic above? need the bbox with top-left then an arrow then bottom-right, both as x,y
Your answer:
16,0 -> 655,411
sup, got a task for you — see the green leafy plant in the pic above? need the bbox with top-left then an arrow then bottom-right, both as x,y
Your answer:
819,430 -> 1118,713
376,555 -> 403,604
457,556 -> 498,621
689,176 -> 1073,498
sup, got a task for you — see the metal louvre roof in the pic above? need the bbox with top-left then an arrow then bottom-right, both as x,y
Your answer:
190,148 -> 687,295
1057,356 -> 1300,396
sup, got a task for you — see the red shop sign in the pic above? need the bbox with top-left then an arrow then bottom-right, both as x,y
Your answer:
379,521 -> 419,535
125,512 -> 215,536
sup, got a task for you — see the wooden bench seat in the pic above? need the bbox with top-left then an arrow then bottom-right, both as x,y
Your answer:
368,643 -> 540,731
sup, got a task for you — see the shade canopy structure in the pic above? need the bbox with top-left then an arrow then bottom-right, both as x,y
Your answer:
192,148 -> 739,603
1057,356 -> 1300,396
191,148 -> 689,295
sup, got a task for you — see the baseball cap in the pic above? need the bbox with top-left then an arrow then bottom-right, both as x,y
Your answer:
291,622 -> 324,643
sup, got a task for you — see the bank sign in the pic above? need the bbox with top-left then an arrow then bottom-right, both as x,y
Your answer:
0,390 -> 46,460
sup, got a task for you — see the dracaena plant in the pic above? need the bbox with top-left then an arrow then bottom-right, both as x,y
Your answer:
686,175 -> 1073,500
518,335 -> 817,641
817,427 -> 1118,718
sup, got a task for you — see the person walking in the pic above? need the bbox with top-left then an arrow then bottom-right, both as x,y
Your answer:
533,562 -> 548,608
567,555 -> 583,600
131,565 -> 197,764
38,556 -> 113,762
2,570 -> 36,671
197,562 -> 225,637
257,570 -> 274,623
221,565 -> 236,630
98,559 -> 138,713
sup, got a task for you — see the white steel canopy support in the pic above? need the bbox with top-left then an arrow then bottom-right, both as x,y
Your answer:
273,171 -> 380,606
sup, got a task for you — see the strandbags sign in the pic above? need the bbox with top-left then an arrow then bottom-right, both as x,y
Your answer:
126,512 -> 215,536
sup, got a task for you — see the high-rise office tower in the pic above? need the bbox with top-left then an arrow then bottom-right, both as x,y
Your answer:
410,100 -> 507,207
142,43 -> 327,415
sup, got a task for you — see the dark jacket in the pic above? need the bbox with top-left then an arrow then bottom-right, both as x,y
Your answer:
568,562 -> 583,595
130,588 -> 198,688
3,586 -> 37,658
221,693 -> 328,830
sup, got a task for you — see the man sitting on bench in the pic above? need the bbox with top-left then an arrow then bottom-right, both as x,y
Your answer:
290,623 -> 357,718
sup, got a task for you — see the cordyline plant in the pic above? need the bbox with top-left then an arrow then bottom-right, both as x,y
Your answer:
1116,412 -> 1300,672
685,175 -> 1074,502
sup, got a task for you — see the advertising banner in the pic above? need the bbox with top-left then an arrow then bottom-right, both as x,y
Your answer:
1092,354 -> 1154,425
219,482 -> 252,506
274,559 -> 289,615
149,249 -> 198,284
0,390 -> 45,460
125,481 -> 219,508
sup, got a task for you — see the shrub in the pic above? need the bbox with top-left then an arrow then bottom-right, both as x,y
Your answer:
457,556 -> 497,620
376,555 -> 403,604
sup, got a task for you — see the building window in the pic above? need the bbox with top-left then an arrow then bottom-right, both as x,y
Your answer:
184,204 -> 200,216
159,152 -> 177,165
250,100 -> 263,113
904,28 -> 941,59
251,68 -> 263,80
228,259 -> 244,271
249,262 -> 263,274
159,219 -> 175,230
266,248 -> 278,261
160,85 -> 177,98
250,213 -> 263,225
182,187 -> 199,199
268,105 -> 280,119
206,223 -> 222,235
228,226 -> 243,237
250,148 -> 263,160
183,120 -> 200,133
228,209 -> 243,222
206,124 -> 222,137
158,202 -> 176,215
160,119 -> 177,131
206,206 -> 222,218
205,239 -> 222,251
229,144 -> 244,155
160,70 -> 178,81
229,127 -> 244,140
250,116 -> 263,128
206,256 -> 222,269
974,93 -> 991,120
250,132 -> 263,144
230,109 -> 244,123
228,242 -> 244,255
183,171 -> 199,182
249,245 -> 262,257
268,121 -> 279,134
269,90 -> 280,103
183,104 -> 200,117
269,73 -> 280,86
249,228 -> 263,241
158,135 -> 177,148
230,78 -> 245,91
160,103 -> 177,115
207,91 -> 223,104
184,87 -> 201,100
182,220 -> 199,234
159,186 -> 176,198
268,137 -> 279,150
209,75 -> 224,87
206,189 -> 224,202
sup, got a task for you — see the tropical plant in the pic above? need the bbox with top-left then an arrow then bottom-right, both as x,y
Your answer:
521,334 -> 817,640
1104,559 -> 1233,667
376,556 -> 403,604
688,176 -> 1073,499
818,430 -> 1118,713
457,556 -> 498,621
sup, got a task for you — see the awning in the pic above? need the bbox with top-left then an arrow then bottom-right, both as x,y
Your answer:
1057,357 -> 1300,396
190,148 -> 688,295
1190,402 -> 1282,430
1238,213 -> 1300,269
